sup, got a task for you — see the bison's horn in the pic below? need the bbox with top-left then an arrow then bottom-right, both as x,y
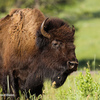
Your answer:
72,25 -> 75,34
41,18 -> 50,38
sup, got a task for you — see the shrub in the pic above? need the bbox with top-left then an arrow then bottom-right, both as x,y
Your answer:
76,68 -> 100,99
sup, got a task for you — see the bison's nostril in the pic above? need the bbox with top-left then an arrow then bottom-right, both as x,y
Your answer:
67,61 -> 78,69
69,62 -> 75,66
69,61 -> 78,65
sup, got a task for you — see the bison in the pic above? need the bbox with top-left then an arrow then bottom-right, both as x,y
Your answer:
0,8 -> 78,98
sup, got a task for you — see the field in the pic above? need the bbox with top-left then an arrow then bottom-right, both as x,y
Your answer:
75,18 -> 100,70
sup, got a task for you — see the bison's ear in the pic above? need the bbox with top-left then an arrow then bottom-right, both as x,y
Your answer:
72,25 -> 75,35
41,18 -> 51,38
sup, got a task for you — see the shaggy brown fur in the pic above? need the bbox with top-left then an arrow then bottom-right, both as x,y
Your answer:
0,8 -> 78,98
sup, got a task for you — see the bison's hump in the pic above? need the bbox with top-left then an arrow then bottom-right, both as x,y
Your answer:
0,8 -> 45,59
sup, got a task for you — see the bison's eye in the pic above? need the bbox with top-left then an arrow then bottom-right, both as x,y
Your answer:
52,40 -> 57,45
52,40 -> 59,48
52,40 -> 63,49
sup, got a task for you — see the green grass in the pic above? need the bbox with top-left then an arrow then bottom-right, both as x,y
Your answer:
58,0 -> 100,17
75,18 -> 100,60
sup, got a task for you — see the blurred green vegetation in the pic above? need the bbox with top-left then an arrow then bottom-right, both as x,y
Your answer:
0,0 -> 100,70
0,0 -> 84,19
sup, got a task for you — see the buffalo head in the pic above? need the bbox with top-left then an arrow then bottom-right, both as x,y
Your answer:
36,18 -> 78,88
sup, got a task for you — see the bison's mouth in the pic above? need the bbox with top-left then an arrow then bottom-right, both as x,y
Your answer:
51,75 -> 67,88
51,71 -> 68,88
51,60 -> 78,88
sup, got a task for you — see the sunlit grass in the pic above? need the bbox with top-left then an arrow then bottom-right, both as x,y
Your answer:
58,0 -> 100,17
75,18 -> 100,60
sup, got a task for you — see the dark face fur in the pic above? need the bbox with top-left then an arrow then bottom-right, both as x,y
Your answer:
36,18 -> 78,88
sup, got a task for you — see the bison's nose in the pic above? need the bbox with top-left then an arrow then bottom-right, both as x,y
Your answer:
67,61 -> 78,70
